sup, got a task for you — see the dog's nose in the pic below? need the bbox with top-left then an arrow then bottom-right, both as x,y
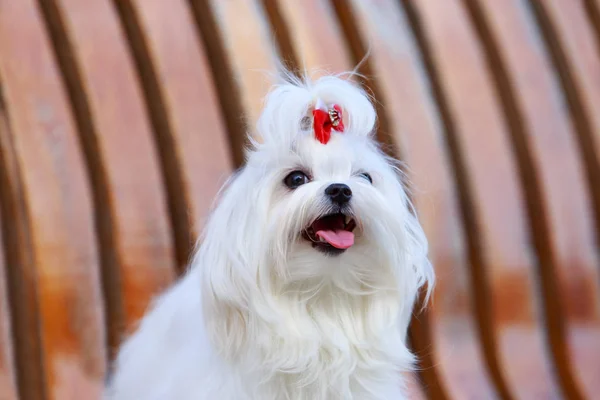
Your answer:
325,183 -> 352,205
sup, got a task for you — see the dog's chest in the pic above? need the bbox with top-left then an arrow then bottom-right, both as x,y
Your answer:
244,336 -> 401,400
234,291 -> 407,399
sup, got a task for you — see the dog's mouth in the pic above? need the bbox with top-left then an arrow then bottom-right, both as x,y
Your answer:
302,213 -> 357,255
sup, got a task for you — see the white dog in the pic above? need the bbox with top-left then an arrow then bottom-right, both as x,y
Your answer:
104,74 -> 434,400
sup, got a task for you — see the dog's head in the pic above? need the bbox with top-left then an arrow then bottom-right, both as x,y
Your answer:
196,74 -> 433,358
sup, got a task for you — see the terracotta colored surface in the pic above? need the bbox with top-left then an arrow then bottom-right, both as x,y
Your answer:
469,1 -> 600,398
0,118 -> 17,400
0,1 -> 106,399
119,0 -> 234,264
48,0 -> 176,346
528,0 -> 600,253
340,0 -> 498,398
409,0 -> 562,398
203,0 -> 280,135
537,0 -> 600,160
269,0 -> 352,76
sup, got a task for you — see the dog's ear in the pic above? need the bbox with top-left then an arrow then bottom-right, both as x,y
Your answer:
194,171 -> 264,360
395,180 -> 435,336
377,158 -> 434,335
397,203 -> 434,337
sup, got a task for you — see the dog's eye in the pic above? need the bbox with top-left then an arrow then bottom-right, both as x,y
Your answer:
284,170 -> 310,189
359,172 -> 373,184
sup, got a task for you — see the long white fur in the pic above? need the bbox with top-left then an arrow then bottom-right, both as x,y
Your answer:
104,74 -> 434,400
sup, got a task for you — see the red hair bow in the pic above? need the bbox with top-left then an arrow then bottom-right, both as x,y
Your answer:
312,98 -> 345,144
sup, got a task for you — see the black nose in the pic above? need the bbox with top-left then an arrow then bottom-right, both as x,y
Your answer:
325,183 -> 352,205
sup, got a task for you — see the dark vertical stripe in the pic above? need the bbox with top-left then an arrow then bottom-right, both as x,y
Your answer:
111,0 -> 193,272
187,0 -> 248,168
35,0 -> 124,361
0,95 -> 46,399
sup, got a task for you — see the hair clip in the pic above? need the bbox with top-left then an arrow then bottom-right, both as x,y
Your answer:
312,98 -> 345,144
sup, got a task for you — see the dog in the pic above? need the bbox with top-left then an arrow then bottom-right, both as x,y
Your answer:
104,73 -> 434,400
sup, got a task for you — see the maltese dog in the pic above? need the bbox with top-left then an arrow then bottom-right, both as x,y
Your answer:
104,73 -> 434,400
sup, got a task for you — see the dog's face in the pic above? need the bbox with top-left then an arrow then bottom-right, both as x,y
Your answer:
212,78 -> 432,295
243,131 -> 413,286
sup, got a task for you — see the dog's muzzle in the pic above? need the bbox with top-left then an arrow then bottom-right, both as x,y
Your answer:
303,212 -> 357,255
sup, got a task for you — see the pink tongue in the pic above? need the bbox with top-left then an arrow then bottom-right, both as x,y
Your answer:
316,230 -> 355,249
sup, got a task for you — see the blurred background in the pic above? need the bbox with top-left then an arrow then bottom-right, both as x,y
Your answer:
0,0 -> 599,399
